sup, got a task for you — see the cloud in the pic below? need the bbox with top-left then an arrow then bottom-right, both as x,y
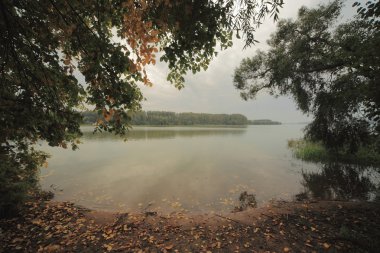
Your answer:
139,0 -> 355,123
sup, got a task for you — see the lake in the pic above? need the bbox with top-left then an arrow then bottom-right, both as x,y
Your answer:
39,124 -> 325,213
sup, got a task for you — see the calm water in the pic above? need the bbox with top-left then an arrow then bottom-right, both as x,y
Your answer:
40,124 -> 375,213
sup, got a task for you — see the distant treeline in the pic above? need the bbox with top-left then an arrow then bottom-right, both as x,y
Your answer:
82,111 -> 249,125
248,119 -> 281,125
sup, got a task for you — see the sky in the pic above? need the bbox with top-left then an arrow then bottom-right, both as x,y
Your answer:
136,0 -> 359,123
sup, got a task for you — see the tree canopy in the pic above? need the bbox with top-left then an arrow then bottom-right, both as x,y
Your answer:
0,0 -> 283,215
234,0 -> 380,153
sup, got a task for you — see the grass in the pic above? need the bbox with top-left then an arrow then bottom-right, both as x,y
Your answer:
288,139 -> 380,167
288,139 -> 328,163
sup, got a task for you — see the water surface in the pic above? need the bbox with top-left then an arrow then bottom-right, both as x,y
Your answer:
39,125 -> 325,213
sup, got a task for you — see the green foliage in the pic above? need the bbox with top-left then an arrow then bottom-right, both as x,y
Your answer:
354,0 -> 380,28
0,0 -> 283,214
234,0 -> 380,154
82,110 -> 248,126
288,139 -> 380,167
0,145 -> 48,217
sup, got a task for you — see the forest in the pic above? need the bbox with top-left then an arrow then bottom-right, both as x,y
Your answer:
248,119 -> 281,125
82,111 -> 249,125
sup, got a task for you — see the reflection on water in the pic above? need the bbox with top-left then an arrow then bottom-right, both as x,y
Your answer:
41,125 -> 307,213
297,163 -> 380,201
82,126 -> 247,141
40,125 -> 379,213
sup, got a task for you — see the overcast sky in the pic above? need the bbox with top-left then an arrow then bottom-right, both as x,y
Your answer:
138,0 -> 358,123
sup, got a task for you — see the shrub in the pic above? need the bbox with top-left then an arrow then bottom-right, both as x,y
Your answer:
0,146 -> 48,218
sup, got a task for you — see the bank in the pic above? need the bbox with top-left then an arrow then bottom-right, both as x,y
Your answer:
1,199 -> 379,252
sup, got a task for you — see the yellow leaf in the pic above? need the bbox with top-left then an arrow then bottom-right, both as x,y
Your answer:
323,243 -> 331,249
283,247 -> 291,252
104,244 -> 113,251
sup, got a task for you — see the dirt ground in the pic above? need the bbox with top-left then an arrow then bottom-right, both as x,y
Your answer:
1,200 -> 379,252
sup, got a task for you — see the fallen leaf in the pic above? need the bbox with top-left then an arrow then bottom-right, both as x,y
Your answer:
323,243 -> 331,249
165,244 -> 174,250
31,219 -> 43,226
11,238 -> 24,243
283,247 -> 291,252
43,245 -> 61,253
104,244 -> 113,251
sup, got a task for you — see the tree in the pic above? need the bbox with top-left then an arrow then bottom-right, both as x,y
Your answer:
0,0 -> 283,215
354,0 -> 380,28
234,0 -> 380,154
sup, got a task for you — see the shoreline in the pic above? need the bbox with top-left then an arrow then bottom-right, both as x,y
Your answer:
1,199 -> 379,252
